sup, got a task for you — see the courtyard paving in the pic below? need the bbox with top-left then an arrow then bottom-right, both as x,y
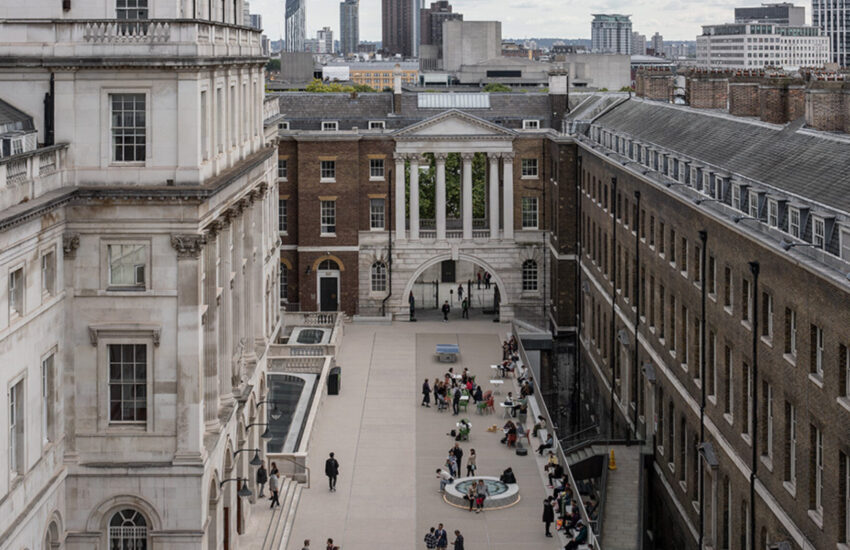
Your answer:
285,319 -> 562,550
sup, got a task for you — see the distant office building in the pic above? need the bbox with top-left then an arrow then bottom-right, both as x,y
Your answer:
696,22 -> 829,68
304,38 -> 320,53
317,27 -> 334,54
631,32 -> 647,55
591,14 -> 633,54
249,13 -> 262,30
735,2 -> 805,25
813,0 -> 850,66
650,32 -> 664,56
340,0 -> 360,55
443,20 -> 501,72
383,0 -> 415,56
243,0 -> 251,25
358,42 -> 378,54
420,1 -> 462,48
286,0 -> 307,52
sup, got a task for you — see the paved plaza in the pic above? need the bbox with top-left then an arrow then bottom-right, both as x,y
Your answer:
285,320 -> 562,550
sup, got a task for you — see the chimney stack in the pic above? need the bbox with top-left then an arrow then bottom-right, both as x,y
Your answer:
548,69 -> 569,130
392,63 -> 403,114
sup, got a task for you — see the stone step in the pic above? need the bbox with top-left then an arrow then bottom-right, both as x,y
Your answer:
277,483 -> 303,550
268,479 -> 299,549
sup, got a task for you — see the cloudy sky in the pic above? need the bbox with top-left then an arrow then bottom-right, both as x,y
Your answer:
248,0 -> 783,43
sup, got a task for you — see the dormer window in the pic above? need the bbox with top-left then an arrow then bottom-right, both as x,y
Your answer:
322,121 -> 338,131
522,119 -> 540,130
767,199 -> 779,227
748,190 -> 761,219
278,121 -> 290,130
788,207 -> 801,238
812,216 -> 826,249
368,121 -> 385,130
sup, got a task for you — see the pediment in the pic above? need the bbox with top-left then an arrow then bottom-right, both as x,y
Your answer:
394,109 -> 516,138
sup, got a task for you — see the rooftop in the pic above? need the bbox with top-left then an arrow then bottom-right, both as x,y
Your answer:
0,98 -> 34,136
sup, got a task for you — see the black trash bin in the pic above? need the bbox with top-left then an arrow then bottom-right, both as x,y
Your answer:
328,366 -> 341,395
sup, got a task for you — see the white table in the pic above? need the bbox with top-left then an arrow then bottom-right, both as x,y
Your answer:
489,379 -> 504,395
500,402 -> 515,418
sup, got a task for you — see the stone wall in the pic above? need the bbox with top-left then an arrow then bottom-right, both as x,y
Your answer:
804,80 -> 850,132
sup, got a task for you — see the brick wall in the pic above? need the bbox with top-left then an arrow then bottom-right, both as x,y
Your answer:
687,78 -> 729,110
729,83 -> 760,117
636,69 -> 673,102
758,80 -> 805,124
804,81 -> 850,132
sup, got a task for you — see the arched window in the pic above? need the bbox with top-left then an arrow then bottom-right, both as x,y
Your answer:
371,262 -> 387,292
522,260 -> 538,291
109,509 -> 148,549
318,259 -> 339,271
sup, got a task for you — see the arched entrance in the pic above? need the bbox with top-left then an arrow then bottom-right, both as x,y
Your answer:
402,253 -> 510,319
315,258 -> 341,311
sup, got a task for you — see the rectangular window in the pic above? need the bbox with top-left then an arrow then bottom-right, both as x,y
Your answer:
813,217 -> 825,249
707,255 -> 716,296
659,221 -> 665,256
9,380 -> 24,475
681,305 -> 689,368
811,425 -> 823,515
724,345 -> 733,418
521,158 -> 539,178
522,119 -> 540,129
42,355 -> 54,444
785,308 -> 797,357
811,324 -> 824,378
708,331 -> 717,398
742,277 -> 752,323
200,91 -> 208,160
278,199 -> 287,233
320,200 -> 336,235
843,345 -> 850,398
659,285 -> 666,339
744,362 -> 752,437
116,0 -> 148,19
369,198 -> 385,230
669,294 -> 677,354
732,184 -> 742,210
369,159 -> 385,179
107,244 -> 146,288
767,199 -> 778,227
785,402 -> 796,487
110,93 -> 146,163
841,227 -> 850,261
321,121 -> 338,131
108,343 -> 147,423
680,237 -> 688,274
368,120 -> 385,129
788,207 -> 800,238
320,160 -> 336,181
277,158 -> 288,180
762,382 -> 773,460
9,267 -> 24,317
842,452 -> 850,543
670,228 -> 676,264
748,191 -> 760,219
694,245 -> 702,284
724,266 -> 733,309
649,215 -> 655,247
522,197 -> 539,229
762,292 -> 773,340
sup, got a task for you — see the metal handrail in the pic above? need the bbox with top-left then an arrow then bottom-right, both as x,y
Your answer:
272,455 -> 310,489
558,423 -> 600,445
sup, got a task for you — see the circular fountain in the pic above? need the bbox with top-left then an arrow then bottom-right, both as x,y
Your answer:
443,476 -> 520,510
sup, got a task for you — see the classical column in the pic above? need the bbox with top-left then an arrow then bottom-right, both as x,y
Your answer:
461,153 -> 474,240
250,188 -> 266,350
502,152 -> 515,240
409,156 -> 420,240
231,204 -> 245,390
488,153 -> 500,239
218,214 -> 234,406
394,153 -> 406,241
203,223 -> 221,429
171,233 -> 207,464
435,153 -> 447,240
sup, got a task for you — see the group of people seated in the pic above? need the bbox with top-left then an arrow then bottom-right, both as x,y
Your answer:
544,454 -> 594,548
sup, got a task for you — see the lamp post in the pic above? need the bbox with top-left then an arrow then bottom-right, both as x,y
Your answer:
247,422 -> 273,439
779,239 -> 821,252
220,477 -> 253,498
256,399 -> 283,421
233,448 -> 264,466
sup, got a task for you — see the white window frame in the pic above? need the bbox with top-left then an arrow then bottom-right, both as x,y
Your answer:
522,260 -> 538,291
108,92 -> 148,164
369,198 -> 385,231
321,121 -> 338,131
815,426 -> 823,516
789,309 -> 797,357
277,158 -> 288,181
521,197 -> 539,229
8,379 -> 23,475
9,265 -> 24,318
368,120 -> 386,130
521,158 -> 539,179
116,0 -> 149,20
107,343 -> 149,424
812,216 -> 825,249
522,119 -> 540,130
369,158 -> 385,180
767,199 -> 778,227
748,190 -> 760,219
815,325 -> 824,378
370,262 -> 387,292
11,138 -> 23,156
320,160 -> 336,182
840,226 -> 850,262
279,263 -> 288,304
41,249 -> 56,297
41,353 -> 54,445
278,199 -> 287,234
732,184 -> 741,211
788,207 -> 801,239
106,242 -> 148,290
788,403 -> 796,487
766,384 -> 773,460
320,200 -> 336,235
278,121 -> 290,130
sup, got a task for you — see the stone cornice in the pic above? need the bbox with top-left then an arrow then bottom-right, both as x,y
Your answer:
170,233 -> 207,259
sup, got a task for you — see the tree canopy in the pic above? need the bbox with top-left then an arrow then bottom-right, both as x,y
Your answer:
304,79 -> 377,93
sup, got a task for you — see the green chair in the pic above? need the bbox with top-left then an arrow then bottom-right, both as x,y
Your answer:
459,399 -> 469,413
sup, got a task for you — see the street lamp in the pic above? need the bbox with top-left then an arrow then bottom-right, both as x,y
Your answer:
256,399 -> 283,421
220,477 -> 253,498
665,181 -> 687,189
733,215 -> 760,224
234,448 -> 264,466
693,197 -> 722,206
779,239 -> 821,252
247,422 -> 273,439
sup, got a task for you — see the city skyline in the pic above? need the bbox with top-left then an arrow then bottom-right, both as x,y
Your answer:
248,0 -> 765,47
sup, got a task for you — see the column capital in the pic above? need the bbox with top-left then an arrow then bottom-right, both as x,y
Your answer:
205,220 -> 223,239
460,152 -> 475,162
393,152 -> 407,162
171,234 -> 207,259
487,152 -> 502,160
434,153 -> 448,162
409,154 -> 424,165
502,152 -> 515,161
62,232 -> 80,258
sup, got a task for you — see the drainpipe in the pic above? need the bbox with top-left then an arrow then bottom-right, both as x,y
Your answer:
381,168 -> 393,317
574,155 -> 583,432
632,190 -> 641,442
698,229 -> 707,548
44,73 -> 55,146
749,260 -> 760,550
609,176 -> 618,439
542,143 -> 548,331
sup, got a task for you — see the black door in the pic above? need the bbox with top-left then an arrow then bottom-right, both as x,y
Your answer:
441,260 -> 456,283
320,277 -> 338,311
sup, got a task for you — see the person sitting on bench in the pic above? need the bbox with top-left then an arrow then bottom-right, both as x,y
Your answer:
537,433 -> 554,455
499,467 -> 517,484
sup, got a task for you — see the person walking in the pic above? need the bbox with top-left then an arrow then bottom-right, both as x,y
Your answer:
435,523 -> 448,550
457,284 -> 464,302
325,538 -> 335,550
542,496 -> 555,537
450,443 -> 463,474
461,298 -> 469,319
424,527 -> 437,549
269,469 -> 281,509
409,291 -> 416,321
452,387 -> 461,415
325,452 -> 339,492
422,378 -> 431,407
452,530 -> 464,550
441,300 -> 450,321
466,449 -> 477,477
256,462 -> 268,497
301,540 -> 310,550
476,271 -> 482,289
484,272 -> 491,289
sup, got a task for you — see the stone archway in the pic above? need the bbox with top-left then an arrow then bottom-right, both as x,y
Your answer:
401,252 -> 512,316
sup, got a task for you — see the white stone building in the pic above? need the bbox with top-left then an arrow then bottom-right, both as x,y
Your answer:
0,1 -> 280,548
696,22 -> 830,69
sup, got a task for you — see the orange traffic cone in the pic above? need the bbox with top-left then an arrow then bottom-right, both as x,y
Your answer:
608,448 -> 617,470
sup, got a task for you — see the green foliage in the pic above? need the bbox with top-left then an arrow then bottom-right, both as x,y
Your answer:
619,86 -> 634,92
304,79 -> 376,93
597,88 -> 609,92
482,82 -> 512,93
404,153 -> 489,221
266,58 -> 281,72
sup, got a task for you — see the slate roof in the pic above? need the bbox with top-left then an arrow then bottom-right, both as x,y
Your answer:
593,98 -> 850,213
0,98 -> 34,135
275,91 -> 553,131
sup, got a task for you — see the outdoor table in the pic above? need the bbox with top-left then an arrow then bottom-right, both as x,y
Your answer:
459,395 -> 470,401
489,379 -> 504,394
436,344 -> 460,363
490,364 -> 504,377
500,402 -> 514,418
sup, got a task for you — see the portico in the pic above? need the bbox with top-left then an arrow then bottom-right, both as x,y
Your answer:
392,110 -> 516,242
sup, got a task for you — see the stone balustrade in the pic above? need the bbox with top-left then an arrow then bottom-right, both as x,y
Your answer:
0,145 -> 67,211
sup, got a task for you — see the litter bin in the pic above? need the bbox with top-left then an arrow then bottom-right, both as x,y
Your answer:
328,366 -> 341,395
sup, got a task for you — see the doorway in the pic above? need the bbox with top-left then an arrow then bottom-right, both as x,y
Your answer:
441,260 -> 456,283
317,259 -> 340,311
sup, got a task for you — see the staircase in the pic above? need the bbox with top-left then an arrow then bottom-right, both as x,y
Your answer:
599,445 -> 642,550
241,478 -> 303,550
